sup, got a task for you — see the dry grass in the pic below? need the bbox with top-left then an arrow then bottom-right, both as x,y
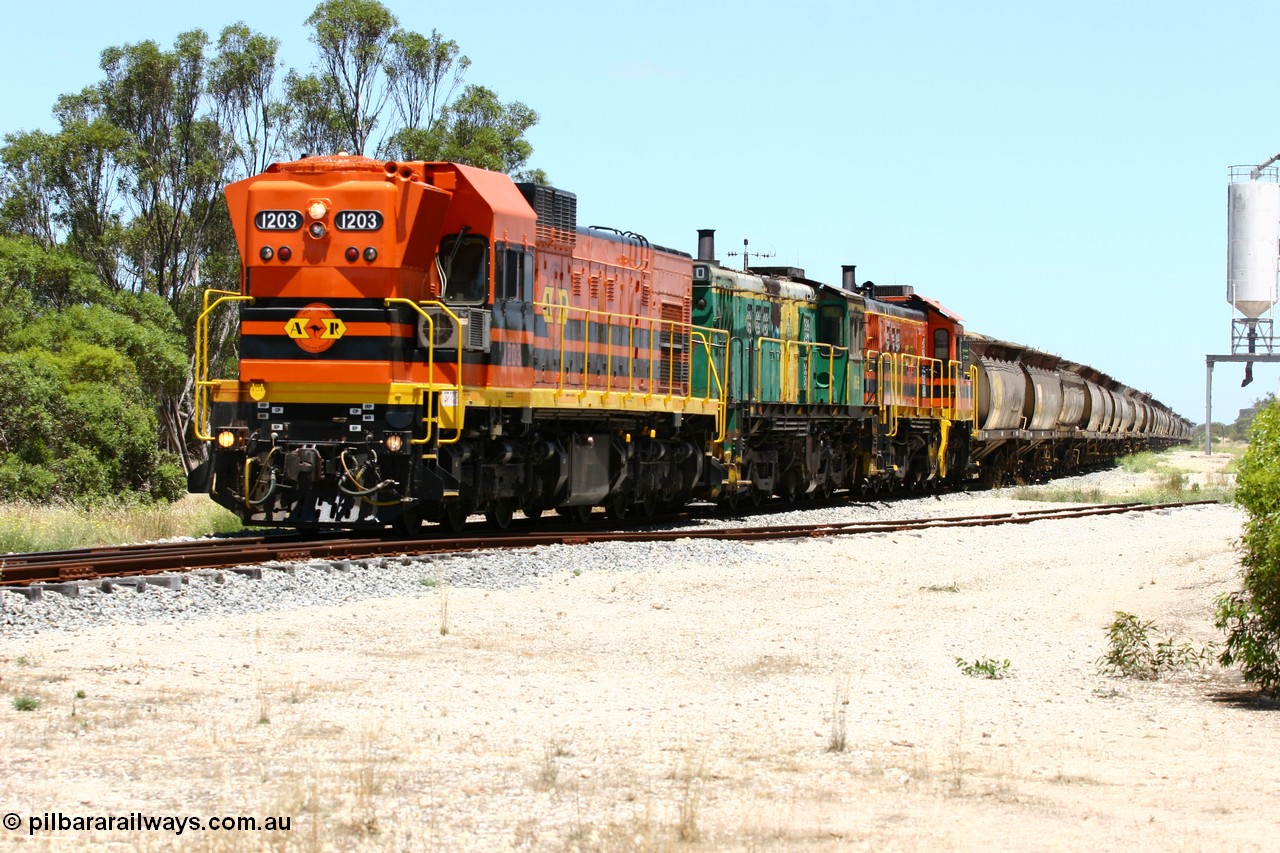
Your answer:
1008,446 -> 1237,506
0,494 -> 242,553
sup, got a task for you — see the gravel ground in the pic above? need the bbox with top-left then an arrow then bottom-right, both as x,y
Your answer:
1,450 -> 1274,852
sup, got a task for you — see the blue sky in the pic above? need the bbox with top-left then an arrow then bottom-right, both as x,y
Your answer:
4,0 -> 1278,425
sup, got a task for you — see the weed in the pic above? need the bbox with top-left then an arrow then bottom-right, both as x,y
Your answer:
1118,451 -> 1167,474
13,695 -> 41,712
921,581 -> 960,593
418,577 -> 437,588
535,740 -> 569,791
1098,611 -> 1211,679
256,683 -> 272,725
346,736 -> 383,837
675,754 -> 705,843
955,657 -> 1011,679
439,585 -> 450,636
827,674 -> 851,753
74,689 -> 86,699
15,655 -> 35,667
1010,486 -> 1106,504
947,716 -> 967,794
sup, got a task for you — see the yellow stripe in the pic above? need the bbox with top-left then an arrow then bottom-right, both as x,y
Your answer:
211,380 -> 720,417
456,387 -> 721,416
211,381 -> 427,406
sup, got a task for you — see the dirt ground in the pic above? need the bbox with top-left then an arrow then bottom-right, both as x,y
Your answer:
1,450 -> 1276,852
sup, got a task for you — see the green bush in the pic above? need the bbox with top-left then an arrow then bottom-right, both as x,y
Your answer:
148,458 -> 188,503
1099,612 -> 1210,680
1218,401 -> 1280,694
0,340 -> 178,505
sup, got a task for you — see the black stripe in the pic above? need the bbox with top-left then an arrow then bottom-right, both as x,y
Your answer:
242,336 -> 409,361
243,297 -> 393,311
243,305 -> 416,323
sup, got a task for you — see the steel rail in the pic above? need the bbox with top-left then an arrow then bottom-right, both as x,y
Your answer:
0,500 -> 1219,590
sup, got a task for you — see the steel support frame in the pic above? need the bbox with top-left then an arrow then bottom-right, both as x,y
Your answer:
1204,353 -> 1280,453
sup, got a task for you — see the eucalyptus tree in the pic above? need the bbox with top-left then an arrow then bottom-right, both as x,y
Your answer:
210,23 -> 289,179
296,0 -> 540,176
97,29 -> 231,306
0,95 -> 131,289
434,85 -> 541,179
0,130 -> 59,249
303,0 -> 397,155
283,70 -> 348,157
383,28 -> 469,159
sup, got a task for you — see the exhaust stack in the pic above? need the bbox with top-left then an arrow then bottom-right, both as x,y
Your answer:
841,264 -> 858,292
697,229 -> 716,263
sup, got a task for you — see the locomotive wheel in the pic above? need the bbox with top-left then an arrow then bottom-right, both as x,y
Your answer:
522,503 -> 543,521
486,500 -> 514,530
721,489 -> 742,512
640,494 -> 659,518
556,505 -> 592,523
440,504 -> 468,534
390,508 -> 423,537
607,494 -> 630,520
750,487 -> 766,507
777,475 -> 796,503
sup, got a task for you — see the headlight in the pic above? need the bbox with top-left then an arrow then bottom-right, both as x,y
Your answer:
308,201 -> 328,220
385,433 -> 404,453
217,430 -> 237,449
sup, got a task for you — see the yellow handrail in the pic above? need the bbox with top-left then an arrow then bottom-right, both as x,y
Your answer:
752,337 -> 848,404
536,299 -> 728,440
194,289 -> 254,441
384,298 -> 465,445
690,329 -> 728,442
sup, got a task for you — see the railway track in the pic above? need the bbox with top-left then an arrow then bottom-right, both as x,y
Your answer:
0,500 -> 1219,596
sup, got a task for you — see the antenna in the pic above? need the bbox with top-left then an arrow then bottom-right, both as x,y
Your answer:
726,238 -> 774,272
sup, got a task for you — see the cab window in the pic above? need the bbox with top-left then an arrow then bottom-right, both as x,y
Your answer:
494,244 -> 535,302
933,328 -> 951,361
819,305 -> 845,346
440,233 -> 490,304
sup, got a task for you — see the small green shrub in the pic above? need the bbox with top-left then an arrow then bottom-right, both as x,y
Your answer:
1119,451 -> 1166,474
955,657 -> 1010,679
1099,612 -> 1210,679
12,695 -> 41,712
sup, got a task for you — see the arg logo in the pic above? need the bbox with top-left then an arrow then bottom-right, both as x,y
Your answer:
284,303 -> 347,353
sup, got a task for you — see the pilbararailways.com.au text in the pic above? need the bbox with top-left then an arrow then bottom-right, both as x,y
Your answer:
6,811 -> 292,836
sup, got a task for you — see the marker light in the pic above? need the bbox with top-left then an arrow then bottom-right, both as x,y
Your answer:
345,247 -> 359,262
259,246 -> 274,261
277,246 -> 292,261
363,247 -> 378,262
308,201 -> 328,220
217,430 -> 237,449
309,222 -> 326,239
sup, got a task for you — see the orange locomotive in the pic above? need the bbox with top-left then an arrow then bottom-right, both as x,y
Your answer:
192,155 -> 727,531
